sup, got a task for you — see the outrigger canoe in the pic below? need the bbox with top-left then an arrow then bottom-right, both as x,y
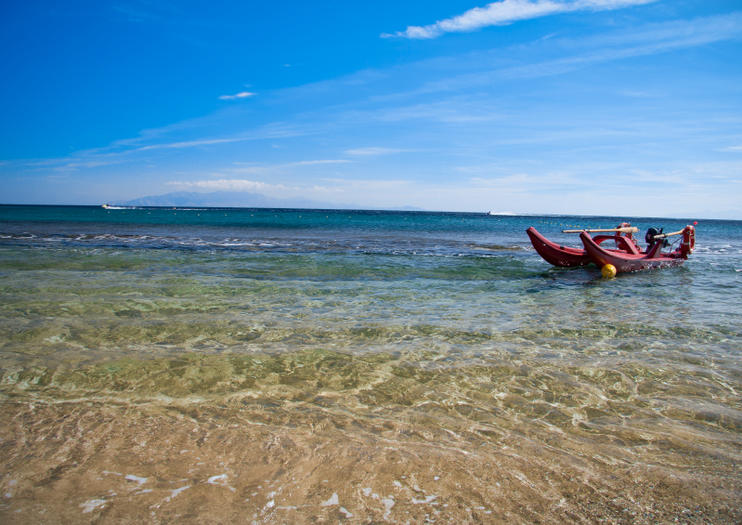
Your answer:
526,223 -> 641,267
580,225 -> 695,273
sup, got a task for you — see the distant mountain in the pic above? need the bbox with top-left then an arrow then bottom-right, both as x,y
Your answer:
120,191 -> 424,211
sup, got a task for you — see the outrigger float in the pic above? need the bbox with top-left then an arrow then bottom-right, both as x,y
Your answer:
527,222 -> 696,276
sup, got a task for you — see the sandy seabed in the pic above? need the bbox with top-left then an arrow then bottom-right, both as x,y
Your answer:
1,399 -> 739,525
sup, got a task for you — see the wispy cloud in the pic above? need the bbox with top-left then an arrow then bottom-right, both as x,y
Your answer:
374,11 -> 742,104
383,0 -> 658,39
11,122 -> 312,174
112,1 -> 181,23
218,91 -> 256,100
286,159 -> 351,166
501,13 -> 742,78
136,137 -> 249,151
168,160 -> 352,190
228,159 -> 351,175
165,176 -> 416,204
345,147 -> 415,156
320,177 -> 413,188
168,179 -> 286,192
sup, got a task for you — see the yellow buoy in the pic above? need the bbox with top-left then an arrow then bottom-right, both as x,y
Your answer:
601,264 -> 617,279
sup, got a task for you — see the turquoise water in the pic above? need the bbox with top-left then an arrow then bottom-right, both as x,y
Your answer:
1,205 -> 740,377
1,205 -> 740,522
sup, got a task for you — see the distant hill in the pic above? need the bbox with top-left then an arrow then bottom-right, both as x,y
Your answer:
121,191 -> 423,211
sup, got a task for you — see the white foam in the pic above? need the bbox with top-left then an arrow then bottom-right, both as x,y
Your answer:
339,507 -> 353,517
208,474 -> 228,484
321,493 -> 338,506
166,485 -> 190,502
207,473 -> 236,492
80,499 -> 107,513
382,497 -> 395,519
126,474 -> 148,487
412,494 -> 437,504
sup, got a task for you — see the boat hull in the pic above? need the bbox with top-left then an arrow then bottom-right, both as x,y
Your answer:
580,231 -> 684,273
526,227 -> 642,268
526,227 -> 591,267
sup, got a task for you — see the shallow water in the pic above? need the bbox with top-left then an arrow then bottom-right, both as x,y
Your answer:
1,206 -> 740,523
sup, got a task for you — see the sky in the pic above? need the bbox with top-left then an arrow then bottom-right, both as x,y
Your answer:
1,0 -> 741,218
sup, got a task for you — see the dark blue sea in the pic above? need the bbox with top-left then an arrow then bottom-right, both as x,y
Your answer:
1,205 -> 740,523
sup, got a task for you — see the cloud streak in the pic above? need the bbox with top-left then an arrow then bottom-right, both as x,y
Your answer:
165,176 -> 416,204
383,0 -> 658,39
345,147 -> 416,156
136,137 -> 249,151
168,179 -> 285,192
218,91 -> 256,100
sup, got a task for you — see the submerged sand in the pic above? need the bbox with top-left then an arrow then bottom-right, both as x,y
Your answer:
1,350 -> 740,523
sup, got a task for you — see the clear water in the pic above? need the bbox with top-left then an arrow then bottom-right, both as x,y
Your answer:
1,205 -> 740,522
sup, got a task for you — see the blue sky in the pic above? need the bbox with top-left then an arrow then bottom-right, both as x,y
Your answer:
1,0 -> 741,218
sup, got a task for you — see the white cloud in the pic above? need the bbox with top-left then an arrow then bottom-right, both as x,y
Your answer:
168,179 -> 287,192
218,91 -> 256,100
227,159 -> 351,175
375,12 -> 742,103
383,0 -> 658,39
136,137 -> 249,151
167,160 -> 352,192
285,159 -> 351,166
164,176 -> 418,207
320,177 -> 413,189
345,147 -> 414,156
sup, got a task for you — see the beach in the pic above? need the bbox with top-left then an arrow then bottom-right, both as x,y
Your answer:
1,206 -> 740,523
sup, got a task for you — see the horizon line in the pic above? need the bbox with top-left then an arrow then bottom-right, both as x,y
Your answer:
0,202 -> 734,222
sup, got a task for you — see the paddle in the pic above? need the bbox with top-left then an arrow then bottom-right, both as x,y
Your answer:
561,227 -> 639,234
646,228 -> 685,240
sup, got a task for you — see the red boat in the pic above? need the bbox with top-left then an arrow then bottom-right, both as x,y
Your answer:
579,225 -> 695,273
526,224 -> 641,267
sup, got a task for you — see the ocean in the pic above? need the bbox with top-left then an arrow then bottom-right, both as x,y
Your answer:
1,205 -> 740,523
